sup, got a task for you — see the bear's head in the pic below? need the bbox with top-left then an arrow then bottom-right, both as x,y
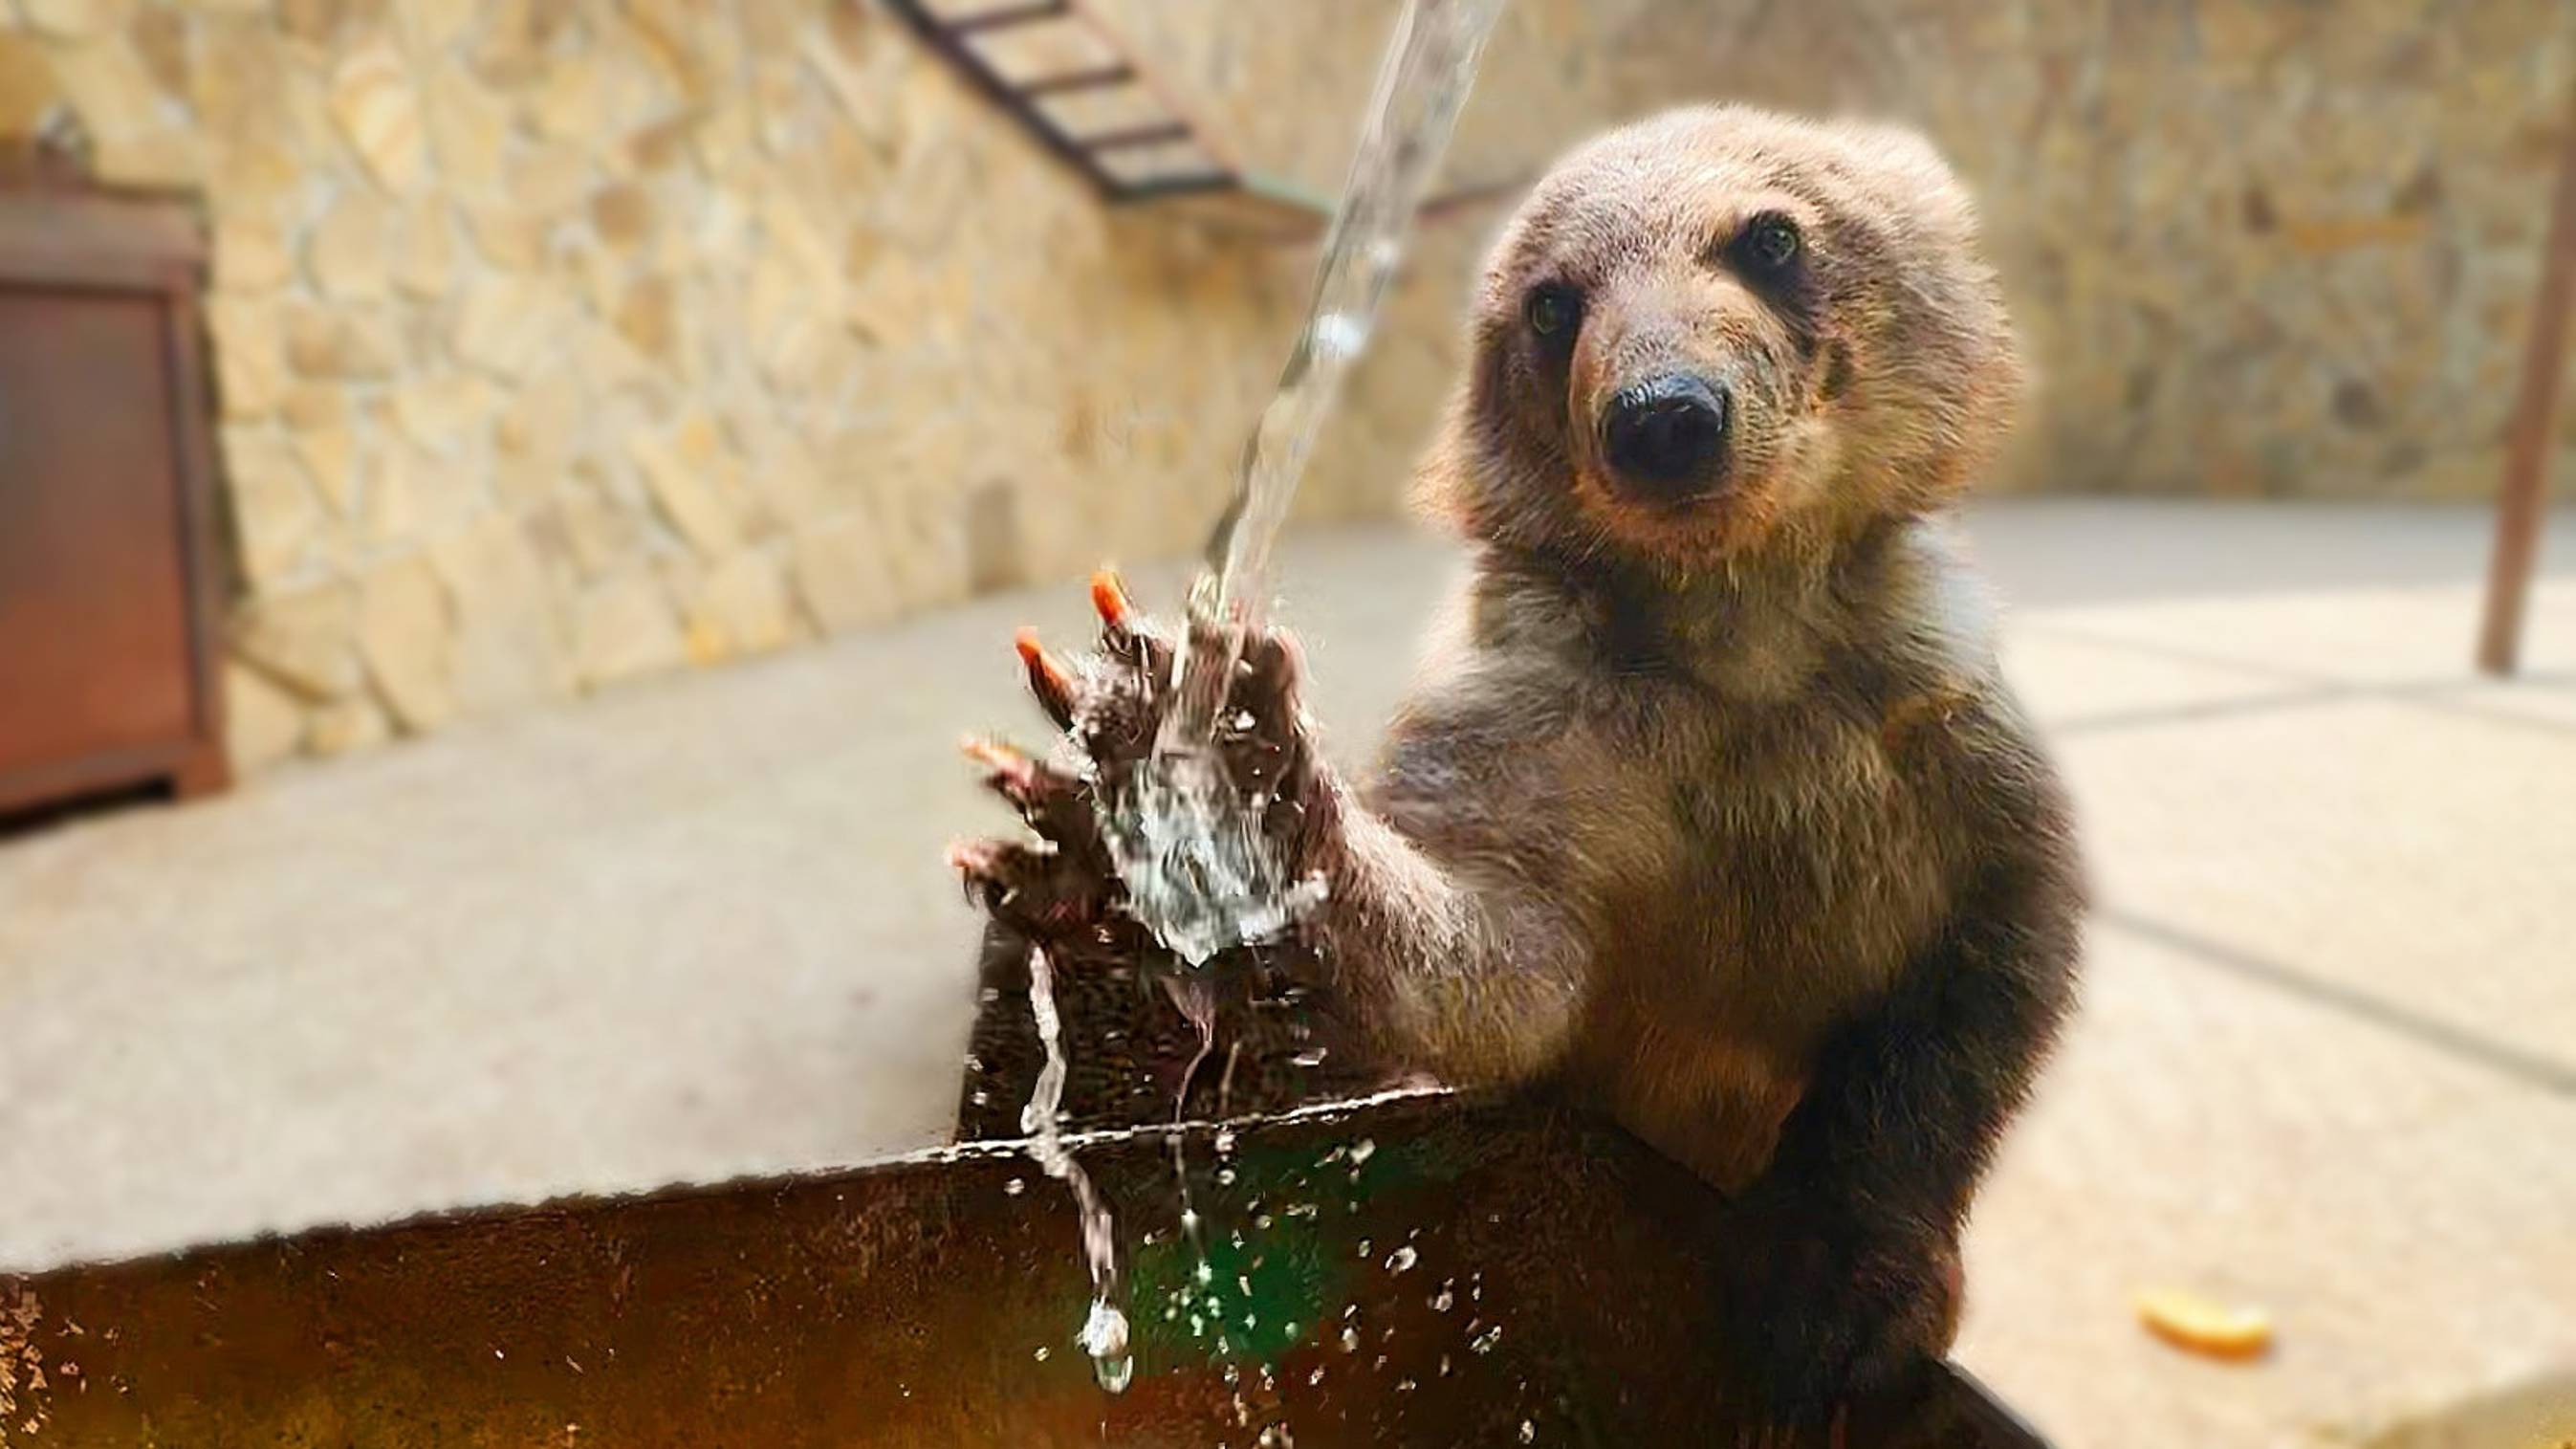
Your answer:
1423,105 -> 2022,575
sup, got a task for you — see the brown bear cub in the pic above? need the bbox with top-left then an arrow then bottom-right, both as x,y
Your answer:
952,104 -> 2083,1417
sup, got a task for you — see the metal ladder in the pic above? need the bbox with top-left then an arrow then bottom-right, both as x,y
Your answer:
880,0 -> 1517,240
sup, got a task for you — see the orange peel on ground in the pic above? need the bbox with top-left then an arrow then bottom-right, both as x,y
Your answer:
2136,1287 -> 2274,1361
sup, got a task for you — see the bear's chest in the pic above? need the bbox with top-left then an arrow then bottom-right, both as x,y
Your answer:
1566,708 -> 1957,1190
1583,698 -> 1952,1049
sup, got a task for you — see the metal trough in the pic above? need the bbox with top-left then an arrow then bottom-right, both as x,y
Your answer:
0,1091 -> 2046,1446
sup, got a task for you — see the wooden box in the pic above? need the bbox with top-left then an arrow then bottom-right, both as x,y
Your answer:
0,187 -> 228,815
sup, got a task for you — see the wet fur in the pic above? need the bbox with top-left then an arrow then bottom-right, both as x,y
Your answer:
958,105 -> 2083,1420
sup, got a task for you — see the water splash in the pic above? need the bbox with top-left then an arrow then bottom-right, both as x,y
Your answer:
1102,0 -> 1510,966
1097,750 -> 1324,966
1019,947 -> 1132,1393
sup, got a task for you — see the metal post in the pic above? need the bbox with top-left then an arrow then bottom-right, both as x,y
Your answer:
2477,89 -> 2576,676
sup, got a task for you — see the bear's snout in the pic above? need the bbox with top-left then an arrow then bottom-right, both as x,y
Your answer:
1601,372 -> 1730,500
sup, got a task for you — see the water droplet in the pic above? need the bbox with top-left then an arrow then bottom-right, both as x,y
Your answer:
1313,311 -> 1371,360
1520,1420 -> 1537,1443
1471,1325 -> 1504,1354
1430,1286 -> 1452,1312
1340,1328 -> 1360,1353
1081,1301 -> 1129,1361
1033,1346 -> 1050,1361
1385,1246 -> 1418,1273
1003,1178 -> 1025,1197
1349,1139 -> 1376,1166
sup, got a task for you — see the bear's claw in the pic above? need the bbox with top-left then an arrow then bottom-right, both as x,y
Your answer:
1014,628 -> 1079,727
947,837 -> 1103,937
960,735 -> 1097,856
1089,568 -> 1134,636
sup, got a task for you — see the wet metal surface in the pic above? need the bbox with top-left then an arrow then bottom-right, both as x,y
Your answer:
0,1092 -> 2045,1446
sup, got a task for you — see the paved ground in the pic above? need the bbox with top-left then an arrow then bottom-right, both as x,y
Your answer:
4,498 -> 2574,1447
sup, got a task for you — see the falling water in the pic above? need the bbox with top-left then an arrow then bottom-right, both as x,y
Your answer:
1023,0 -> 1509,1397
1099,0 -> 1510,967
1167,976 -> 1222,1275
1019,948 -> 1133,1393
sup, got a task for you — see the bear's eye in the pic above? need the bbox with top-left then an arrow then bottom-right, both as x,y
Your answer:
1737,212 -> 1802,274
1523,283 -> 1583,341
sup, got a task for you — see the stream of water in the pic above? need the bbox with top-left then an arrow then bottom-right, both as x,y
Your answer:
1018,947 -> 1133,1393
1098,0 -> 1510,969
1026,0 -> 1508,1394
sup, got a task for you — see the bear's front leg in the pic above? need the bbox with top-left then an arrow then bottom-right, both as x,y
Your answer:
1712,853 -> 2079,1423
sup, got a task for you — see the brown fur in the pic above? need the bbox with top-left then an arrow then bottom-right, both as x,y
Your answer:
955,105 -> 2083,1421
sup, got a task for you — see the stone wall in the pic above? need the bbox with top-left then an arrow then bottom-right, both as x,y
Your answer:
0,0 -> 1438,776
1,0 -> 2571,780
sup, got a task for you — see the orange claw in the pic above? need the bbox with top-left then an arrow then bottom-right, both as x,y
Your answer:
1089,569 -> 1133,630
1014,628 -> 1077,722
1014,628 -> 1064,684
960,735 -> 1035,788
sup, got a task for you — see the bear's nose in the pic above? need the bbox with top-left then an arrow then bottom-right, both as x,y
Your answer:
1601,374 -> 1729,495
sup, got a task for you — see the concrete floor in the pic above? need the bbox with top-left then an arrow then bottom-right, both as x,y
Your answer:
4,498 -> 2574,1447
